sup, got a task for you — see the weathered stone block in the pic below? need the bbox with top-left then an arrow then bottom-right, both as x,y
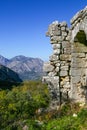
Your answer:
71,76 -> 81,83
61,26 -> 66,31
63,82 -> 71,89
55,62 -> 60,67
43,62 -> 54,72
60,77 -> 70,85
42,76 -> 59,85
60,21 -> 67,27
52,44 -> 61,49
55,67 -> 59,72
51,36 -> 65,42
51,29 -> 61,36
49,55 -> 59,61
78,53 -> 85,58
72,43 -> 87,53
60,54 -> 71,61
71,60 -> 86,68
62,32 -> 67,37
71,69 -> 81,76
64,48 -> 71,54
51,36 -> 59,41
48,72 -> 57,76
60,70 -> 68,76
53,49 -> 60,55
66,35 -> 71,41
62,41 -> 71,48
60,66 -> 69,71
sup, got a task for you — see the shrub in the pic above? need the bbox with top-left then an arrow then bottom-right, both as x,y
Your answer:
0,81 -> 50,129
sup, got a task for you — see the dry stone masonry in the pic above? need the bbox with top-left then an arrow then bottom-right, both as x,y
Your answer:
43,6 -> 87,104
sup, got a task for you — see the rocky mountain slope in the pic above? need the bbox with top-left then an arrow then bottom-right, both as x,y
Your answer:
0,64 -> 22,88
0,55 -> 9,65
0,55 -> 44,80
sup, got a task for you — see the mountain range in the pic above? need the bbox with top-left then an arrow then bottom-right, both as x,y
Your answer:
0,55 -> 44,80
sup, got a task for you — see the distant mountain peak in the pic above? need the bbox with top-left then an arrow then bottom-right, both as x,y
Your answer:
0,54 -> 44,80
0,55 -> 10,66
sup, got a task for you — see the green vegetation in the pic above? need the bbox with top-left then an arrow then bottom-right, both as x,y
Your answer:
45,109 -> 87,130
0,81 -> 87,130
0,81 -> 50,129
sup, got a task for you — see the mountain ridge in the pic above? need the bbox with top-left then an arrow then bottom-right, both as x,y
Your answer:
0,64 -> 22,89
0,55 -> 44,80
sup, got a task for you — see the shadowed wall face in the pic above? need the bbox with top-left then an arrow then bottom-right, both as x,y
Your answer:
74,31 -> 87,45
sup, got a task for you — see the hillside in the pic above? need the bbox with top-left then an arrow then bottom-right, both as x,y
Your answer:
0,64 -> 22,89
0,55 -> 44,80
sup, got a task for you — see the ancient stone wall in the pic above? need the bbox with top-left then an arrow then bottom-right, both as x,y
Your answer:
43,6 -> 87,104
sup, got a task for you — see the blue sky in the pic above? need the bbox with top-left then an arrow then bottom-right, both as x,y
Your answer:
0,0 -> 87,61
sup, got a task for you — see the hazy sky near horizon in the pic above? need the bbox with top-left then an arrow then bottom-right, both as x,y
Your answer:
0,0 -> 87,61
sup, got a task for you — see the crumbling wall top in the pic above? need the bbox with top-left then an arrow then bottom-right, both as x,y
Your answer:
46,21 -> 68,37
70,6 -> 87,43
71,6 -> 87,25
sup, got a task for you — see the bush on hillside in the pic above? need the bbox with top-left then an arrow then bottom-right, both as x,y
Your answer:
0,81 -> 50,129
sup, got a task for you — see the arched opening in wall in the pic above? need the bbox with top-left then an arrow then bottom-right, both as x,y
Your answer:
74,30 -> 87,46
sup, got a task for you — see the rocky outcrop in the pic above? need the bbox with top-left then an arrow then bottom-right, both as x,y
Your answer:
43,6 -> 87,104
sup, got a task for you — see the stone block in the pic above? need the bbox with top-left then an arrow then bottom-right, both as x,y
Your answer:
52,43 -> 61,49
72,43 -> 87,53
60,21 -> 67,27
55,62 -> 60,67
62,41 -> 71,48
42,76 -> 59,85
71,60 -> 86,68
52,29 -> 61,36
72,53 -> 85,58
78,53 -> 86,58
64,48 -> 71,54
61,76 -> 69,82
63,82 -> 71,89
60,70 -> 68,76
60,54 -> 71,61
53,49 -> 60,55
71,69 -> 81,76
60,77 -> 70,85
71,76 -> 81,83
51,36 -> 59,41
43,62 -> 54,72
62,32 -> 67,37
49,55 -> 59,61
66,35 -> 71,41
50,40 -> 58,44
48,72 -> 57,76
60,66 -> 69,71
61,26 -> 66,31
55,67 -> 59,72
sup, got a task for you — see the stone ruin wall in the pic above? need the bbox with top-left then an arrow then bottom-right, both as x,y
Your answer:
43,6 -> 87,104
